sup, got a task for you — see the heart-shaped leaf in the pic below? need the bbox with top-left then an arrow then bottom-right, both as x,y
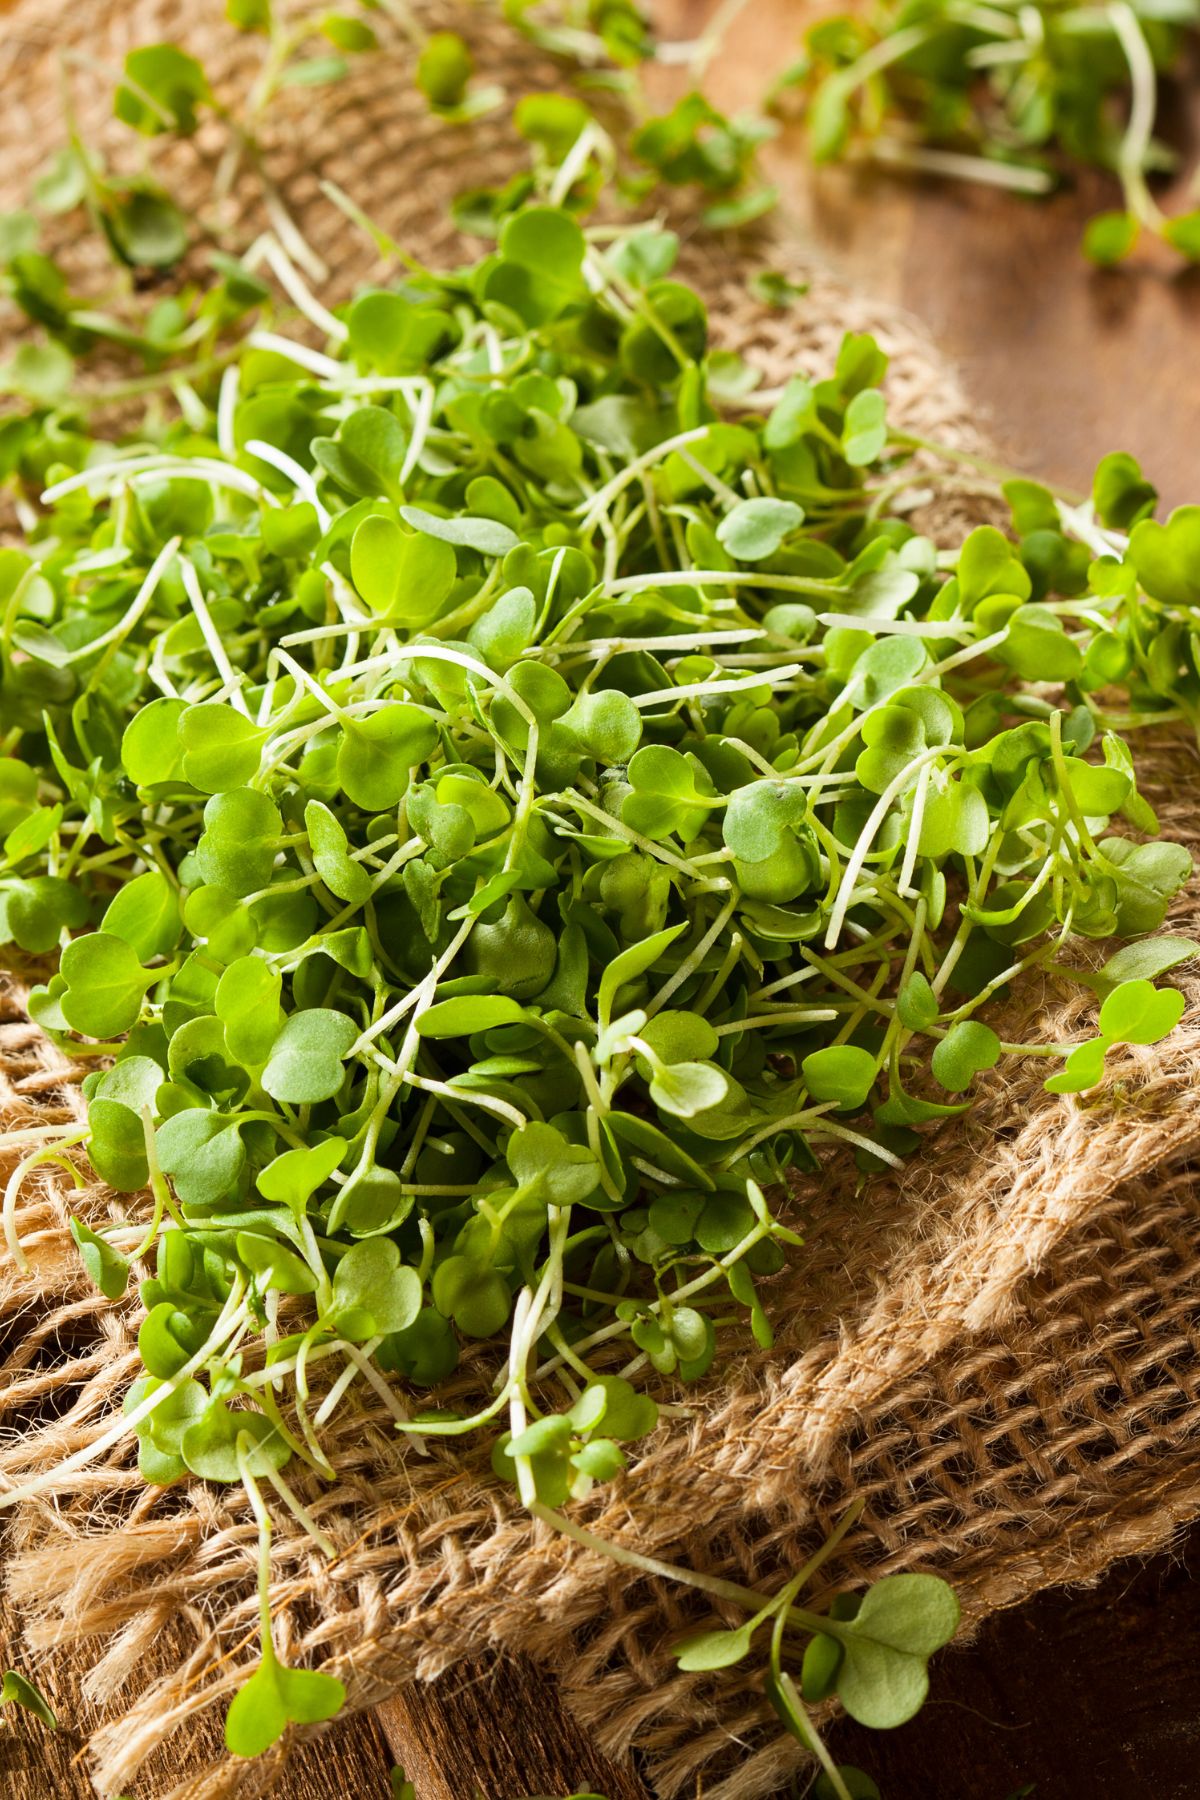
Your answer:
930,1020 -> 1000,1093
305,799 -> 372,904
649,1059 -> 729,1119
101,869 -> 181,962
181,1401 -> 290,1483
802,1045 -> 876,1109
350,515 -> 456,621
261,1009 -> 358,1104
179,704 -> 265,792
225,1656 -> 345,1758
330,1237 -> 422,1338
1098,977 -> 1186,1046
1043,1036 -> 1108,1095
156,1109 -> 247,1208
834,1573 -> 960,1729
507,1120 -> 602,1205
337,705 -> 438,811
716,497 -> 803,562
59,933 -> 155,1039
257,1137 -> 347,1214
215,955 -> 283,1066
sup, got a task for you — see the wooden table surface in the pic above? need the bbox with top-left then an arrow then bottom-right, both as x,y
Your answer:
6,3 -> 1200,1796
670,0 -> 1200,513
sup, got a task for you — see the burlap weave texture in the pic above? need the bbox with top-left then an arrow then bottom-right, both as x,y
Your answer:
2,6 -> 1199,1798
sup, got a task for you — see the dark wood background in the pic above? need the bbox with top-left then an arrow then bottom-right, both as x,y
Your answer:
5,1 -> 1200,1795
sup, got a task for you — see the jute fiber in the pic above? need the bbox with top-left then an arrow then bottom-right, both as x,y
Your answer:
2,5 -> 1200,1798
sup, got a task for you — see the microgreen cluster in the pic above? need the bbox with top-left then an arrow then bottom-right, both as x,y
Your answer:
776,0 -> 1200,263
496,1 -> 779,226
0,0 -> 774,365
1,42 -> 1198,1790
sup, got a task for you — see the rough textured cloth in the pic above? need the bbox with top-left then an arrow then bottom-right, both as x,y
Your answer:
2,5 -> 1200,1799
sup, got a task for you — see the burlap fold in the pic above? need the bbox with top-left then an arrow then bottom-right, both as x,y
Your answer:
2,5 -> 1200,1798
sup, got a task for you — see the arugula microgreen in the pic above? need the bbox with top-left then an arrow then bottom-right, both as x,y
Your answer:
778,0 -> 1200,263
0,36 -> 1196,1789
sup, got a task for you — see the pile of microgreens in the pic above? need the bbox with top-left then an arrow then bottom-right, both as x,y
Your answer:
773,0 -> 1200,265
1,27 -> 1199,1800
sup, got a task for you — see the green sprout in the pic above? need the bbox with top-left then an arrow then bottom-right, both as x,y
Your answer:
775,0 -> 1200,264
0,25 -> 1196,1793
0,1669 -> 57,1730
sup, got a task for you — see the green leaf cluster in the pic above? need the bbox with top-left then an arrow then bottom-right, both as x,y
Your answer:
2,76 -> 1197,1783
780,0 -> 1200,263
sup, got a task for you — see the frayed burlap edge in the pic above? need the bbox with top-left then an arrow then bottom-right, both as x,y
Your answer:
3,4 -> 1200,1798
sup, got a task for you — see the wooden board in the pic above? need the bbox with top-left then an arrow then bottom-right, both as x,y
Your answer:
377,1657 -> 650,1800
831,1515 -> 1200,1799
657,0 -> 1200,513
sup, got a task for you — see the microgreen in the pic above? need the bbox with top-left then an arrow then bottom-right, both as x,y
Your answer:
223,1436 -> 345,1757
628,92 -> 778,229
778,0 -> 1200,263
0,1669 -> 57,1730
0,37 -> 1196,1794
1043,977 -> 1186,1092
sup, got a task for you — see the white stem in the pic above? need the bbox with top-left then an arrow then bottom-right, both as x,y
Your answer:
247,330 -> 346,379
180,558 -> 252,713
825,744 -> 953,949
629,666 -> 801,708
216,364 -> 240,462
1109,3 -> 1158,193
899,762 -> 932,896
260,237 -> 346,341
43,456 -> 266,506
399,383 -> 434,487
3,1130 -> 88,1273
55,536 -> 180,666
867,137 -> 1055,195
244,439 -> 331,530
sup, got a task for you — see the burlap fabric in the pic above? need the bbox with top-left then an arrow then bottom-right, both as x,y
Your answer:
3,5 -> 1200,1798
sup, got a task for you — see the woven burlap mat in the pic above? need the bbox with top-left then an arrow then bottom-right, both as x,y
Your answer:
3,5 -> 1200,1798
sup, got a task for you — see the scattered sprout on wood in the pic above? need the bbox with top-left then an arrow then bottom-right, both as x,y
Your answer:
0,0 -> 775,357
774,0 -> 1200,264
